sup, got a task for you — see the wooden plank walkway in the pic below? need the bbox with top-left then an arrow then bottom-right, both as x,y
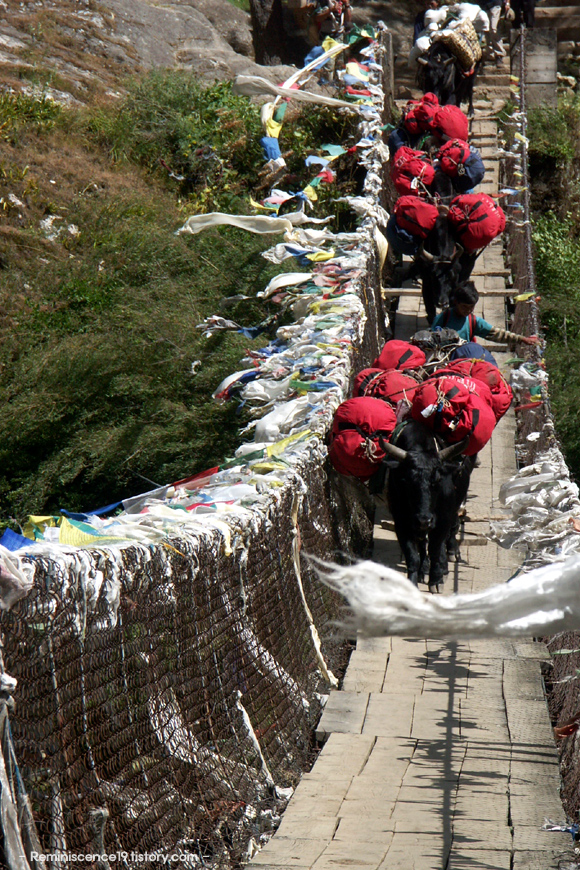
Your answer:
247,81 -> 567,870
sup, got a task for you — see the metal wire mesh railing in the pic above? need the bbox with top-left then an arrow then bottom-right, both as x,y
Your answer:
503,31 -> 580,828
504,26 -> 558,467
2,456 -> 377,869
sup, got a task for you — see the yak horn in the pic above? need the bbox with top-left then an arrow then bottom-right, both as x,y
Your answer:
380,437 -> 408,461
444,56 -> 455,66
417,56 -> 429,66
452,242 -> 464,262
419,245 -> 435,262
439,437 -> 470,461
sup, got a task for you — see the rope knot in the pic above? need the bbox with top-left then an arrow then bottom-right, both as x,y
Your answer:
363,438 -> 382,463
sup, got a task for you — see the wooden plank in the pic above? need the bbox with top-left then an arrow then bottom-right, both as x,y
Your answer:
540,0 -> 580,6
555,24 -> 580,38
527,69 -> 558,83
315,691 -> 369,740
381,288 -> 509,298
525,63 -> 557,77
526,54 -> 557,64
535,6 -> 580,18
528,17 -> 580,38
525,55 -> 557,68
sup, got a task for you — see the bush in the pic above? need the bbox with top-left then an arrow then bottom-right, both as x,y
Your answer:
0,187 -> 293,518
533,214 -> 580,301
526,95 -> 580,221
534,210 -> 580,483
81,71 -> 359,210
528,96 -> 580,167
83,73 -> 264,208
0,70 -> 360,523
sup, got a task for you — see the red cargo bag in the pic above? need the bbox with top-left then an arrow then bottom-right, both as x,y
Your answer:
426,369 -> 495,412
432,105 -> 469,143
410,374 -> 496,455
444,359 -> 513,420
393,196 -> 439,240
329,397 -> 398,480
390,146 -> 436,196
402,92 -> 439,136
372,339 -> 426,371
353,368 -> 420,407
436,139 -> 485,191
448,193 -> 506,252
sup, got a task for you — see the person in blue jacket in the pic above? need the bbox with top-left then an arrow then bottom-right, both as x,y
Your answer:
431,281 -> 539,345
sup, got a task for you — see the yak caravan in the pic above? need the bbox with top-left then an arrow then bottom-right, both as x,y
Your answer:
244,13 -> 580,870
0,3 -> 577,870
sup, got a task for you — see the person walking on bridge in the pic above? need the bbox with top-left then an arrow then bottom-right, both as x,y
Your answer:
510,0 -> 534,28
431,281 -> 540,345
476,0 -> 509,66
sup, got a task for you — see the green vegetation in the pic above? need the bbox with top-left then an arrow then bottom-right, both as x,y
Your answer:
83,75 -> 264,209
0,71 -> 359,523
529,97 -> 580,166
529,95 -> 580,478
0,92 -> 62,140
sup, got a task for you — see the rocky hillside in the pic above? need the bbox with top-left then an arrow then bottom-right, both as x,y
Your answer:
0,0 -> 416,104
0,0 -> 296,104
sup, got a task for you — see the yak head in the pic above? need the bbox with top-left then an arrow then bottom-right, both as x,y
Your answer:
381,424 -> 469,533
430,168 -> 455,205
417,43 -> 457,106
418,212 -> 464,323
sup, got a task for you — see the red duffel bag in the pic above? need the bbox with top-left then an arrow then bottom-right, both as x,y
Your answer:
372,339 -> 426,371
444,359 -> 513,420
353,368 -> 420,407
393,196 -> 439,240
432,105 -> 469,143
448,193 -> 506,252
390,146 -> 436,196
436,138 -> 485,191
329,397 -> 397,480
426,370 -> 495,412
410,374 -> 496,456
402,92 -> 439,136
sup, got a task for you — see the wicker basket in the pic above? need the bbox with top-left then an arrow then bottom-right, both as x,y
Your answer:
436,18 -> 482,70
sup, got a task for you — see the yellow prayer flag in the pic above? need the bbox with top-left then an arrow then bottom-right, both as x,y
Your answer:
302,184 -> 318,202
23,515 -> 60,540
267,430 -> 311,457
306,250 -> 335,262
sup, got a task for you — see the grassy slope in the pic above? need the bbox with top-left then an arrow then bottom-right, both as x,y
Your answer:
0,88 -> 264,518
0,71 -> 358,522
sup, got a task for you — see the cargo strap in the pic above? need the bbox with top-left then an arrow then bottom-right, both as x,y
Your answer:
442,309 -> 477,341
337,422 -> 394,439
337,421 -> 394,464
359,371 -> 386,395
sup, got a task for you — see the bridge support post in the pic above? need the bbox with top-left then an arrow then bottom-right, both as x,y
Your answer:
381,30 -> 395,121
511,27 -> 557,108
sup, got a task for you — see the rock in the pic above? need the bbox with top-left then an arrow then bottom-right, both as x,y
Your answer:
100,0 -> 298,85
397,86 -> 417,100
557,72 -> 577,89
189,0 -> 253,57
